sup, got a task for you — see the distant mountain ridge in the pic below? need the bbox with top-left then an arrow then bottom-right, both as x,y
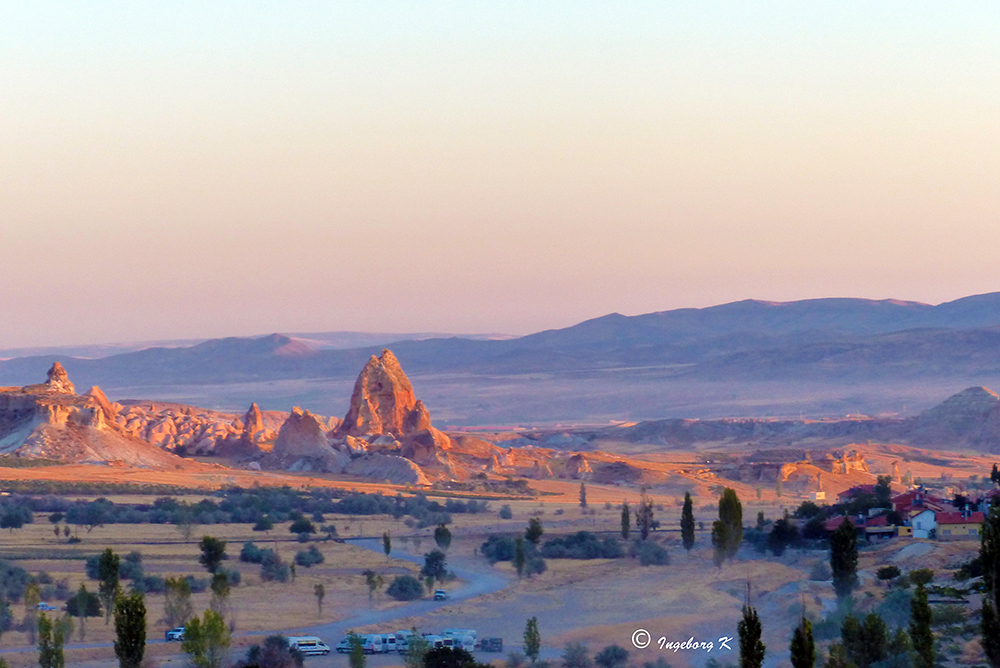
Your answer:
2,292 -> 1000,423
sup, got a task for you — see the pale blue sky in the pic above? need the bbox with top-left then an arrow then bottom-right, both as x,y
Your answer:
2,3 -> 999,347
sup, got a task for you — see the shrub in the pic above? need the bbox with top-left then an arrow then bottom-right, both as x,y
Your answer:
260,553 -> 290,583
540,532 -> 623,559
294,546 -> 324,568
386,575 -> 424,601
631,540 -> 669,566
481,535 -> 518,563
499,505 -> 513,520
809,561 -> 832,581
0,561 -> 29,602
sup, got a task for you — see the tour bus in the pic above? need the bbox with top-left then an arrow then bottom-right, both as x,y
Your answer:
286,636 -> 331,656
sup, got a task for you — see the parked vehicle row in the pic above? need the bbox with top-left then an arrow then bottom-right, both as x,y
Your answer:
334,628 -> 502,655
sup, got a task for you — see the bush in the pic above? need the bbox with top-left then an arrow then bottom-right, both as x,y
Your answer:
631,540 -> 669,566
481,535 -> 518,563
595,645 -> 629,668
541,532 -> 623,559
131,575 -> 166,594
499,505 -> 513,520
526,554 -> 547,576
0,561 -> 29,602
260,553 -> 290,582
294,546 -> 324,568
386,575 -> 424,601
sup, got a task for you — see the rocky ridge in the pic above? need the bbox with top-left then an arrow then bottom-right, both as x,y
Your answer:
0,364 -> 189,468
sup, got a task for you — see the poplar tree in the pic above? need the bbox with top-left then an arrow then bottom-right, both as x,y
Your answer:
909,580 -> 934,668
579,483 -> 587,509
681,492 -> 695,553
830,520 -> 858,598
790,618 -> 815,668
620,502 -> 630,540
113,591 -> 146,668
738,603 -> 765,668
97,549 -> 120,625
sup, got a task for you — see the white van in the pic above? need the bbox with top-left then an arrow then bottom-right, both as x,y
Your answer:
442,629 -> 477,652
286,636 -> 331,656
423,634 -> 445,649
442,629 -> 477,641
362,634 -> 394,654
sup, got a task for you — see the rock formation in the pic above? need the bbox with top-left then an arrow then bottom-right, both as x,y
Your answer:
0,365 -> 187,468
338,350 -> 424,437
45,362 -> 75,394
273,407 -> 330,458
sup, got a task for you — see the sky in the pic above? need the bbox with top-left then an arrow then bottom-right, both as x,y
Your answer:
2,3 -> 999,348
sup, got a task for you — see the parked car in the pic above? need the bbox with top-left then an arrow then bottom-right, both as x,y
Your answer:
165,627 -> 185,642
36,603 -> 59,611
433,589 -> 448,600
479,637 -> 504,653
286,636 -> 330,656
336,638 -> 353,654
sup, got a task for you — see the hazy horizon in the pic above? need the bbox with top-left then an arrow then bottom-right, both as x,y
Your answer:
4,3 -> 999,348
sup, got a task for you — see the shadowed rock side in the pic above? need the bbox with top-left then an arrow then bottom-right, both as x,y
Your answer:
338,349 -> 420,437
0,364 -> 190,468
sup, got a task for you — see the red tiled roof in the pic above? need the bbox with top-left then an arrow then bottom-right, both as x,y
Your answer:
936,511 -> 984,525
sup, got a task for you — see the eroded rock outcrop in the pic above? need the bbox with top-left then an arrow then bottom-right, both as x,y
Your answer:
0,365 -> 187,468
338,350 -> 428,438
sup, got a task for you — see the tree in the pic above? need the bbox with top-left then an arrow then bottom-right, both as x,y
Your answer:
182,609 -> 231,668
635,488 -> 654,540
198,536 -> 227,574
982,506 -> 1000,668
38,613 -> 65,668
164,576 -> 193,630
523,617 -> 541,664
499,505 -> 513,520
579,483 -> 588,509
525,517 -> 544,545
563,641 -> 592,668
421,549 -> 448,581
313,583 -> 325,617
253,516 -> 274,533
877,566 -> 901,588
24,582 -> 41,643
434,524 -> 452,551
348,633 -> 366,668
0,598 -> 12,645
209,572 -> 231,616
620,503 -> 630,540
824,644 -> 852,668
113,591 -> 146,668
738,603 -> 765,668
594,646 -> 629,668
383,531 -> 392,562
514,537 -> 526,579
364,570 -> 379,604
681,492 -> 695,553
718,488 -> 743,560
241,635 -> 304,668
909,568 -> 933,588
288,518 -> 316,537
991,463 -> 999,485
387,575 -> 424,601
711,521 -> 728,568
841,614 -> 887,668
403,631 -> 430,668
909,580 -> 934,668
830,519 -> 858,598
768,514 -> 799,556
790,618 -> 814,668
67,583 -> 101,641
875,476 -> 892,508
424,646 -> 489,668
